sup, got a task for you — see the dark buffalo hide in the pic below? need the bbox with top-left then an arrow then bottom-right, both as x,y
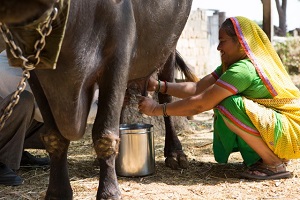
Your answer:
0,0 -> 194,199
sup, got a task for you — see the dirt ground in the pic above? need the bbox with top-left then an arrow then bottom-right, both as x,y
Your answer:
0,108 -> 300,200
1,75 -> 300,200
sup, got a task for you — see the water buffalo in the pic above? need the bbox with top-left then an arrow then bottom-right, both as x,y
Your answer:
0,0 -> 194,199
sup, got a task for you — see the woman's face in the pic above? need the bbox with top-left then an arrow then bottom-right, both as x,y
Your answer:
217,28 -> 247,69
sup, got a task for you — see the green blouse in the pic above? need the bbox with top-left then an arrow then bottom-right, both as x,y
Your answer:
213,59 -> 272,99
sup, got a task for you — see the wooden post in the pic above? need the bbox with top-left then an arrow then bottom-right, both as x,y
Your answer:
262,0 -> 273,41
0,37 -> 5,53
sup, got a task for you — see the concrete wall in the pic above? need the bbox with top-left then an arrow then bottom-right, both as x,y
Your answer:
176,9 -> 223,79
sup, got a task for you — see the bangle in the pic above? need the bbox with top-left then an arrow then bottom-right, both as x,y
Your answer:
163,103 -> 169,117
155,80 -> 161,93
162,81 -> 168,94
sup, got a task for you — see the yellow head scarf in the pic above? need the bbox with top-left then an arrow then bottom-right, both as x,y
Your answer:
231,16 -> 300,159
231,16 -> 300,98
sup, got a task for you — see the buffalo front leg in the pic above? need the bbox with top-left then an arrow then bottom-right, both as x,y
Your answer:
93,132 -> 121,199
41,129 -> 72,200
92,66 -> 127,199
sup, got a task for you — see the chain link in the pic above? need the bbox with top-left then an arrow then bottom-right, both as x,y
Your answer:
0,2 -> 59,131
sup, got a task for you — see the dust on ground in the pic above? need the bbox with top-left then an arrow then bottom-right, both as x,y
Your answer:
0,108 -> 300,200
1,75 -> 300,200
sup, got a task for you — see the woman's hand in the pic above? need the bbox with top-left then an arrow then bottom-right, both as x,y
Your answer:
138,96 -> 159,116
147,76 -> 158,92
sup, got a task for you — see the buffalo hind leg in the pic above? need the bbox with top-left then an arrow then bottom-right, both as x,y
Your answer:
158,52 -> 188,170
122,74 -> 188,170
41,129 -> 72,200
159,93 -> 188,170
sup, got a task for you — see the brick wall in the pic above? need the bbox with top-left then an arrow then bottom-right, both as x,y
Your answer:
176,9 -> 224,79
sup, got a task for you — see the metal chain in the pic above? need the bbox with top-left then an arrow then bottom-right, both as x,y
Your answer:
0,2 -> 59,131
0,7 -> 58,70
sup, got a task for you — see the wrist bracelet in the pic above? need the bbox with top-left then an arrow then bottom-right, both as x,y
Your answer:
156,80 -> 161,93
163,103 -> 169,117
162,80 -> 168,94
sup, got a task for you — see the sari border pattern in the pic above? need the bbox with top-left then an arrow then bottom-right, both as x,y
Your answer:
216,105 -> 260,136
230,17 -> 277,97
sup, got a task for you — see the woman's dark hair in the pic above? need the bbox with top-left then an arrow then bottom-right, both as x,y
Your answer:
220,18 -> 240,72
220,18 -> 238,42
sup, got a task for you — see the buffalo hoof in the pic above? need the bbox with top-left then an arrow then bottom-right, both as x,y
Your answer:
165,151 -> 188,170
45,194 -> 72,200
97,193 -> 121,200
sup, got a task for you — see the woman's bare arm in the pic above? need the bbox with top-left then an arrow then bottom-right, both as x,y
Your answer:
138,83 -> 233,117
154,74 -> 217,98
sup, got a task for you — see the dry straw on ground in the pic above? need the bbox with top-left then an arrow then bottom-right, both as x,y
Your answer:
1,109 -> 300,200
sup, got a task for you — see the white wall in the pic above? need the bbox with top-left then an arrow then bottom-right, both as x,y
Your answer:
176,9 -> 222,79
